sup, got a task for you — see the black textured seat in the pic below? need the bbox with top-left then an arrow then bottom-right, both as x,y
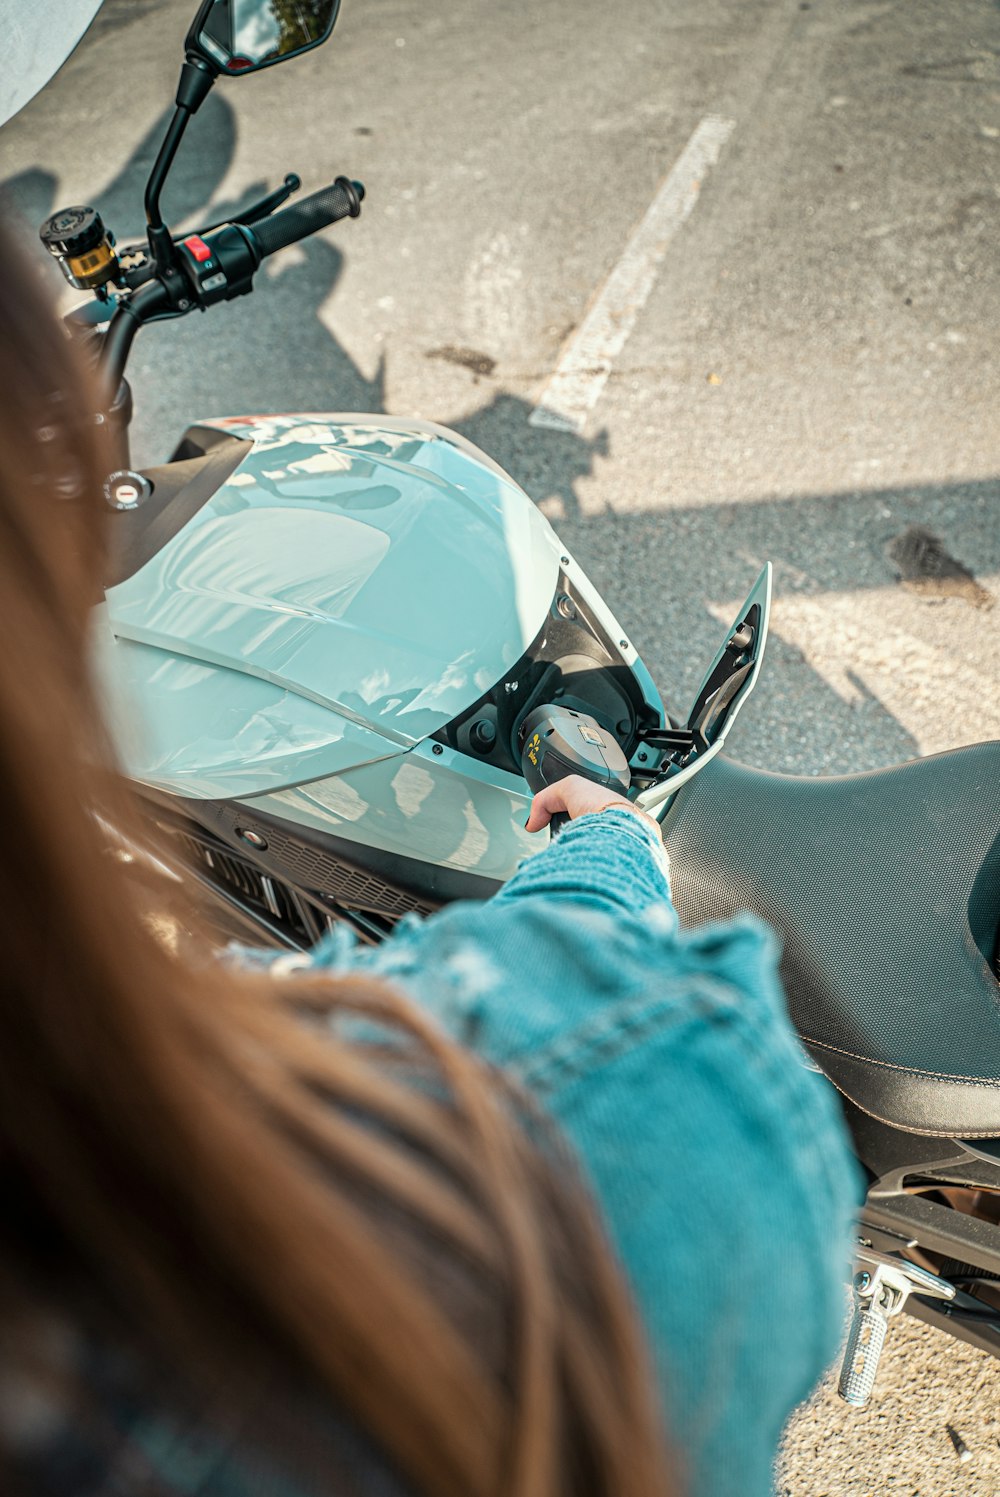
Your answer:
664,742 -> 1000,1137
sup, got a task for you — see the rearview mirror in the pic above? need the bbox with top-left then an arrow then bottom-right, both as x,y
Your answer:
187,0 -> 342,75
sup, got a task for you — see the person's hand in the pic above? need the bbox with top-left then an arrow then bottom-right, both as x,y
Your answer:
525,775 -> 661,839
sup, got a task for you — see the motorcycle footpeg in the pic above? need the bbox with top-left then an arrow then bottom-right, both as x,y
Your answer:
838,1244 -> 955,1407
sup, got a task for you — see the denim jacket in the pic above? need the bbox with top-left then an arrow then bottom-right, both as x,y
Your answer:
263,807 -> 862,1497
7,810 -> 860,1497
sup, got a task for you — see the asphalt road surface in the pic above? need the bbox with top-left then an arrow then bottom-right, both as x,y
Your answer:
3,0 -> 999,1491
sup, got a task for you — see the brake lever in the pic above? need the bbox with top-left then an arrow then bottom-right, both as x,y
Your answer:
111,172 -> 305,293
197,173 -> 302,236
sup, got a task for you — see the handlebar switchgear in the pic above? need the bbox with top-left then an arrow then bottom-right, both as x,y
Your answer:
177,176 -> 364,308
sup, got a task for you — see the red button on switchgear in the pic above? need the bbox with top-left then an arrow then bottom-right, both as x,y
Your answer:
182,235 -> 212,263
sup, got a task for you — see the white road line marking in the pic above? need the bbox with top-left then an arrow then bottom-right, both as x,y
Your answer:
529,114 -> 736,434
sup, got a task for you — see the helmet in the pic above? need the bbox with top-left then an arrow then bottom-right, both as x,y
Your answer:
1,0 -> 104,127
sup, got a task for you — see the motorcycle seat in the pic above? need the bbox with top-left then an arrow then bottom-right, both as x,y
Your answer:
664,742 -> 1000,1138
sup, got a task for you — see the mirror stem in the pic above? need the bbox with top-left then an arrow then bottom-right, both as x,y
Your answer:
176,55 -> 216,114
144,57 -> 216,273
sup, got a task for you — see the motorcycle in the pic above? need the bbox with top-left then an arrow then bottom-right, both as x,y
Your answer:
30,0 -> 1000,1408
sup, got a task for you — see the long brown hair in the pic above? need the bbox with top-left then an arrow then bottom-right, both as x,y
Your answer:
0,218 -> 676,1497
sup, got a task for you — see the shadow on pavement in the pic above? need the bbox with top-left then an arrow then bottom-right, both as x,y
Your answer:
3,92 -> 997,778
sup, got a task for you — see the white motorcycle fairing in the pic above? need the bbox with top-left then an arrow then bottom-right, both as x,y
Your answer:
98,414 -> 664,893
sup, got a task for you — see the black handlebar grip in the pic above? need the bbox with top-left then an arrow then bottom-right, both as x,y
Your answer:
251,176 -> 364,259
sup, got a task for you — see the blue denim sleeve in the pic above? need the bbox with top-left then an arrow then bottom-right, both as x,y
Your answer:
243,809 -> 862,1497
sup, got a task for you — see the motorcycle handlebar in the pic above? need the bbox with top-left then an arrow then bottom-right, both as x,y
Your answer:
249,176 -> 364,259
94,173 -> 364,456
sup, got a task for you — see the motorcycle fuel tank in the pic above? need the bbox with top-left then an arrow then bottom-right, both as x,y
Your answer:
98,415 -> 564,800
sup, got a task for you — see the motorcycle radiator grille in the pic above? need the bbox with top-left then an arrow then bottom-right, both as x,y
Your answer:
174,830 -> 313,943
211,807 -> 436,922
269,837 -> 428,919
